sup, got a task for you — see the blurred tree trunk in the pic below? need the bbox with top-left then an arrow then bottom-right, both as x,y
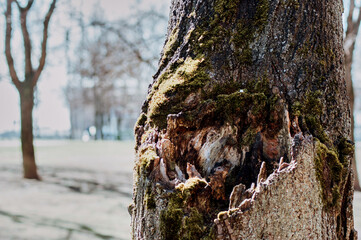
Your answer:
131,0 -> 357,239
344,0 -> 361,191
19,81 -> 37,179
95,111 -> 103,140
5,0 -> 57,180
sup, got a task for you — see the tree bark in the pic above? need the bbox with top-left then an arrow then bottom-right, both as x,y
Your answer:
19,81 -> 39,180
132,0 -> 357,239
344,0 -> 361,191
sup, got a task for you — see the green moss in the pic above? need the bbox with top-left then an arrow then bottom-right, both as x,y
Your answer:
214,76 -> 270,123
144,193 -> 156,209
254,0 -> 270,31
241,127 -> 258,146
246,75 -> 271,94
314,139 -> 344,210
214,0 -> 238,23
147,0 -> 271,129
231,22 -> 254,65
338,138 -> 354,156
338,138 -> 354,167
303,90 -> 322,115
160,207 -> 183,240
190,0 -> 270,64
159,27 -> 180,70
279,0 -> 300,9
147,57 -> 210,129
251,93 -> 268,116
291,101 -> 302,116
144,185 -> 156,210
292,90 -> 331,144
135,113 -> 147,127
139,146 -> 157,173
216,91 -> 252,120
160,178 -> 209,240
200,226 -> 217,240
305,115 -> 329,144
180,208 -> 205,240
176,178 -> 208,192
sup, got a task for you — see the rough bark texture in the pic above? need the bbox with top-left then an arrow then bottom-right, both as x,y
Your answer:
131,0 -> 357,239
344,0 -> 361,191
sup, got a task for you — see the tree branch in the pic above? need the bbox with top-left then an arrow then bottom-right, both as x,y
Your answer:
14,0 -> 33,12
91,20 -> 156,69
345,0 -> 361,56
5,0 -> 21,90
33,0 -> 57,87
346,0 -> 355,36
355,4 -> 361,32
19,5 -> 33,79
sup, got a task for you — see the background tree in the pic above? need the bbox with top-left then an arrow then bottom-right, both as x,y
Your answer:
344,0 -> 361,191
5,0 -> 57,179
131,0 -> 357,239
65,9 -> 166,140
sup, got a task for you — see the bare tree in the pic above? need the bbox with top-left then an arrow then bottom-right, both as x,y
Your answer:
131,0 -> 357,239
344,0 -> 361,191
4,0 -> 57,179
65,9 -> 166,140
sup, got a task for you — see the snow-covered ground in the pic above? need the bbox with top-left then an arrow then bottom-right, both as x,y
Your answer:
0,140 -> 360,239
0,140 -> 134,240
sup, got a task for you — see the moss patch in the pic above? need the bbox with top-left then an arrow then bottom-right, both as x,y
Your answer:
144,185 -> 156,210
160,178 -> 209,240
143,0 -> 272,130
292,90 -> 330,145
191,0 -> 270,64
135,113 -> 147,128
314,139 -> 346,210
147,57 -> 210,128
159,27 -> 180,70
138,146 -> 157,174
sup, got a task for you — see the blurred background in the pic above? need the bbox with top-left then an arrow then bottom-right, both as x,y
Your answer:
0,0 -> 169,239
0,0 -> 361,239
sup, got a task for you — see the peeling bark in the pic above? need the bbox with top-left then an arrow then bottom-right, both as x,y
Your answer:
132,0 -> 357,239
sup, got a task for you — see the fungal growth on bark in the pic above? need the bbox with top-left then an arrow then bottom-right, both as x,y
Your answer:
131,0 -> 357,239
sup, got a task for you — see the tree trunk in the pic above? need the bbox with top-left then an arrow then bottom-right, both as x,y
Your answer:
345,51 -> 360,191
344,6 -> 361,191
19,83 -> 39,180
95,111 -> 103,140
131,0 -> 357,239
